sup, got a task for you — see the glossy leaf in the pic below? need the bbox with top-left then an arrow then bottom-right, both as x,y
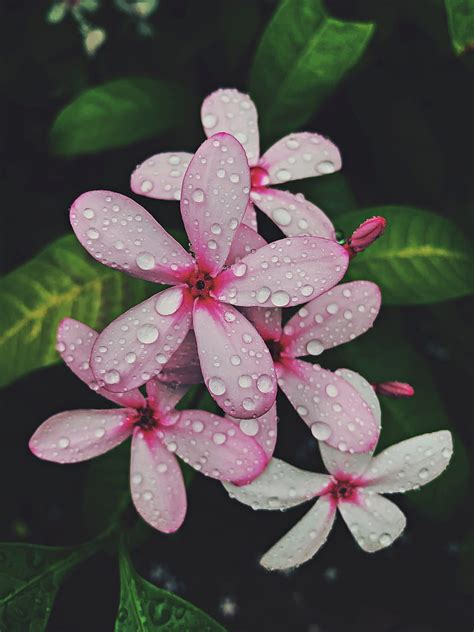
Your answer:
250,0 -> 375,137
337,206 -> 474,304
445,0 -> 474,55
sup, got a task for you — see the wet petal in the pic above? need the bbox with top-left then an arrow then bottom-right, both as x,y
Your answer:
180,133 -> 250,276
146,379 -> 188,417
225,221 -> 266,266
29,409 -> 134,463
251,188 -> 335,239
213,236 -> 349,308
336,368 -> 381,429
193,299 -> 277,419
130,152 -> 193,200
156,331 -> 203,385
227,402 -> 278,460
260,132 -> 341,185
319,443 -> 373,479
70,190 -> 194,284
281,282 -> 381,358
130,428 -> 186,533
91,287 -> 193,392
240,306 -> 282,344
201,89 -> 260,165
243,202 -> 258,231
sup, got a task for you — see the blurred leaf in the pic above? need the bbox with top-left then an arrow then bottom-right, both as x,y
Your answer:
116,544 -> 226,631
337,206 -> 474,304
250,0 -> 375,138
50,78 -> 190,155
0,235 -> 156,388
445,0 -> 474,55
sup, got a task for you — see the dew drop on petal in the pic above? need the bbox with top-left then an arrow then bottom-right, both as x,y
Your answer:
137,324 -> 159,344
239,419 -> 259,437
208,377 -> 226,396
136,252 -> 155,270
326,384 -> 338,398
257,374 -> 273,393
306,339 -> 324,356
104,369 -> 120,384
213,432 -> 227,445
155,288 -> 183,316
272,207 -> 292,227
271,290 -> 290,307
317,160 -> 336,174
192,188 -> 205,203
58,437 -> 70,449
310,422 -> 332,441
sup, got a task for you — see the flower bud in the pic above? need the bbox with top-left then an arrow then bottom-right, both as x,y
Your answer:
373,381 -> 415,398
344,216 -> 387,258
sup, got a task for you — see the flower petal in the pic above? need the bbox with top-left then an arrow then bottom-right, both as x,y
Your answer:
159,410 -> 267,484
193,299 -> 277,418
336,368 -> 381,428
243,202 -> 258,231
277,359 -> 379,453
362,431 -> 453,494
225,221 -> 266,266
240,306 -> 282,343
91,287 -> 193,392
146,379 -> 188,417
260,497 -> 336,571
250,188 -> 335,239
130,428 -> 186,533
71,190 -> 194,284
281,281 -> 381,358
260,132 -> 341,185
130,152 -> 193,200
338,491 -> 406,552
57,318 -> 145,409
227,402 -> 278,460
319,444 -> 373,479
29,409 -> 134,463
201,89 -> 260,165
180,133 -> 251,276
213,236 -> 349,307
156,331 -> 203,385
224,457 -> 330,510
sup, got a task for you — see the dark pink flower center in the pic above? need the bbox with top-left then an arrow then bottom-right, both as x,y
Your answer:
187,269 -> 214,298
250,165 -> 270,189
135,406 -> 158,431
326,477 -> 359,503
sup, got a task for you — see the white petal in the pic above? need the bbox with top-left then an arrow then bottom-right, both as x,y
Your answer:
319,443 -> 373,479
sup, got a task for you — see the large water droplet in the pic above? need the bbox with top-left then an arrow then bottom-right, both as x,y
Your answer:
136,252 -> 155,271
213,432 -> 227,445
271,290 -> 290,307
317,160 -> 336,174
203,113 -> 217,128
239,419 -> 259,436
155,288 -> 183,316
137,324 -> 159,344
104,369 -> 120,384
257,374 -> 273,393
310,422 -> 332,441
272,207 -> 292,227
192,188 -> 205,203
306,339 -> 324,355
209,377 -> 226,395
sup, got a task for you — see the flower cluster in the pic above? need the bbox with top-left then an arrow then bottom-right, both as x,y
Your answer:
30,89 -> 452,570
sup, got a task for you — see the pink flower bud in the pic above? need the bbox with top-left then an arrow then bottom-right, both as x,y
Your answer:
373,381 -> 415,398
345,216 -> 387,257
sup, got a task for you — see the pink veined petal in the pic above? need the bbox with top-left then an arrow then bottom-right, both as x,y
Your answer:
227,401 -> 278,461
57,318 -> 146,409
159,409 -> 267,485
260,496 -> 336,571
225,221 -> 266,266
224,457 -> 331,510
130,428 -> 186,533
242,201 -> 258,231
193,299 -> 277,419
336,368 -> 381,429
240,306 -> 282,343
260,132 -> 341,185
29,409 -> 134,463
201,89 -> 260,166
146,379 -> 188,418
91,286 -> 193,393
281,281 -> 381,358
156,331 -> 203,385
338,490 -> 406,553
70,190 -> 194,285
362,431 -> 453,494
277,359 -> 379,453
213,236 -> 349,308
180,133 -> 251,276
130,152 -> 193,200
250,188 -> 335,239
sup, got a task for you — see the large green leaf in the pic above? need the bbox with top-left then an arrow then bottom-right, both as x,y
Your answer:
0,234 -> 156,388
250,0 -> 375,138
116,545 -> 226,631
337,206 -> 474,304
50,78 -> 189,155
445,0 -> 474,55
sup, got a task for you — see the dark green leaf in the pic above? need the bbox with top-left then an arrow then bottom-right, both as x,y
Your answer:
337,206 -> 474,304
250,0 -> 375,138
445,0 -> 474,55
50,78 -> 190,155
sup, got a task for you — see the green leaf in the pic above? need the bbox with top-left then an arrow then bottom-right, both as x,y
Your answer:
337,206 -> 474,304
116,545 -> 226,631
0,234 -> 157,388
445,0 -> 474,55
250,0 -> 375,138
50,77 -> 190,155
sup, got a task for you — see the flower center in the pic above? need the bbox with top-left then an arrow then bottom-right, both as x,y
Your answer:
250,165 -> 270,189
135,406 -> 158,431
327,478 -> 358,502
267,339 -> 283,362
187,269 -> 214,298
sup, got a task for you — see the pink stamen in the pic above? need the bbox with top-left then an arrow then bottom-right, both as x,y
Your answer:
250,165 -> 270,189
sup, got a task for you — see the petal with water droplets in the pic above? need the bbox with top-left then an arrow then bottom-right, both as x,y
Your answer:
243,201 -> 258,231
225,221 -> 266,266
240,306 -> 282,343
227,402 -> 278,460
156,331 -> 202,385
146,380 -> 188,418
130,152 -> 193,200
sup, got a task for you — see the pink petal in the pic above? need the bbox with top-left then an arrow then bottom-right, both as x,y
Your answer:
201,89 -> 260,166
227,402 -> 278,460
180,134 -> 251,276
260,132 -> 341,185
260,496 -> 336,570
146,379 -> 188,417
29,409 -> 134,463
277,359 -> 379,453
224,457 -> 331,510
281,281 -> 381,358
240,306 -> 282,343
250,188 -> 335,239
362,431 -> 453,494
213,236 -> 349,308
193,299 -> 277,418
243,202 -> 258,231
130,152 -> 193,200
336,368 -> 381,429
156,331 -> 203,385
159,410 -> 267,485
130,428 -> 186,533
338,491 -> 406,552
319,443 -> 373,479
91,286 -> 193,392
57,318 -> 145,409
225,221 -> 266,266
70,190 -> 194,285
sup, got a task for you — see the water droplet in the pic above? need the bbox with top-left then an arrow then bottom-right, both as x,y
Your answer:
239,419 -> 259,436
131,473 -> 142,485
233,263 -> 247,277
209,377 -> 226,396
442,447 -> 451,458
230,355 -> 241,366
256,287 -> 271,304
257,374 -> 273,393
326,384 -> 338,398
143,491 -> 153,501
243,398 -> 256,411
379,533 -> 392,547
306,339 -> 324,355
326,303 -> 339,315
343,309 -> 353,320
286,138 -> 300,149
58,437 -> 70,449
311,422 -> 332,441
137,324 -> 159,344
208,239 -> 218,250
94,428 -> 106,438
418,467 -> 429,480
338,441 -> 348,452
136,252 -> 155,270
192,188 -> 205,203
301,285 -> 314,297
155,288 -> 183,316
317,161 -> 336,174
276,168 -> 291,181
272,207 -> 292,227
104,369 -> 120,384
87,228 -> 99,240
238,375 -> 252,388
157,463 -> 168,473
203,114 -> 217,128
213,432 -> 227,445
126,352 -> 137,364
230,173 -> 240,183
271,290 -> 290,307
297,405 -> 308,416
83,208 -> 95,219
217,169 -> 226,178
211,223 -> 222,235
141,180 -> 154,193
192,420 -> 204,433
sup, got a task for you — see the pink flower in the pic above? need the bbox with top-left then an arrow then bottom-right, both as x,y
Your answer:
225,381 -> 453,570
131,88 -> 340,239
373,381 -> 415,398
343,216 -> 387,258
70,133 -> 349,418
29,319 -> 268,533
241,273 -> 382,453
